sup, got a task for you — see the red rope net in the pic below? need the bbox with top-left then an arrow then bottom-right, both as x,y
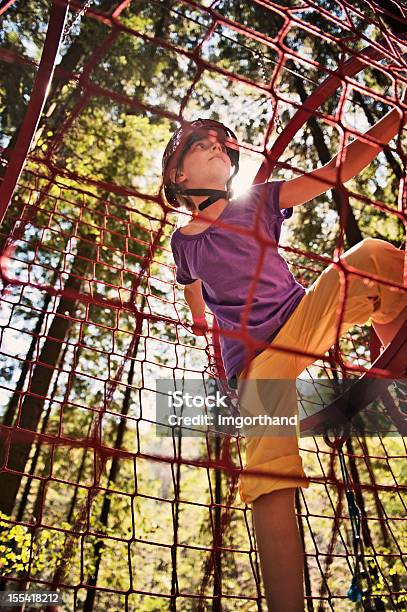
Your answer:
0,1 -> 406,610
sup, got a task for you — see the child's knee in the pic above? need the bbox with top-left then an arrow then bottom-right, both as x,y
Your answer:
361,237 -> 383,248
355,237 -> 391,259
358,237 -> 402,264
345,238 -> 404,289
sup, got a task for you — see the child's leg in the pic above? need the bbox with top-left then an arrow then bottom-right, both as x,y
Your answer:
281,237 -> 407,374
253,488 -> 304,612
372,304 -> 407,373
237,238 -> 407,609
237,357 -> 308,611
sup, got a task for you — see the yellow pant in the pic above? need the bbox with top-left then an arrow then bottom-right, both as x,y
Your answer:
237,238 -> 407,504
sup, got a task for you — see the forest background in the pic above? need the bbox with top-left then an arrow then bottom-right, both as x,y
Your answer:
0,1 -> 405,610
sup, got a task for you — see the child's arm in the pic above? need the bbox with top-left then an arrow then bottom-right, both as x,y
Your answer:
279,103 -> 405,209
184,280 -> 208,336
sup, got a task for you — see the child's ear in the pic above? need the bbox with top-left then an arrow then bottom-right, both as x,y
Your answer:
170,168 -> 186,185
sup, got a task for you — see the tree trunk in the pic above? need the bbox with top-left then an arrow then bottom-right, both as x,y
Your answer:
82,296 -> 145,612
66,414 -> 93,526
289,66 -> 363,247
15,330 -> 73,524
2,263 -> 62,428
0,234 -> 96,516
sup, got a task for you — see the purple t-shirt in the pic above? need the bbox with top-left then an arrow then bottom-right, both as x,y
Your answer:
170,181 -> 306,381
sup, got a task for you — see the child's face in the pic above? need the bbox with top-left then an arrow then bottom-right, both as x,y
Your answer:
174,129 -> 232,190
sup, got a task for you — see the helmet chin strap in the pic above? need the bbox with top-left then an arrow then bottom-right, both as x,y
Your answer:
184,188 -> 232,211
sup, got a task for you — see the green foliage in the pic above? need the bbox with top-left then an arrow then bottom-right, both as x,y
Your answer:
0,511 -> 72,576
0,0 -> 48,145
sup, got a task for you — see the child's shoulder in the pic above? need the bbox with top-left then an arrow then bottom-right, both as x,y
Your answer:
235,181 -> 281,201
234,180 -> 291,221
233,181 -> 283,210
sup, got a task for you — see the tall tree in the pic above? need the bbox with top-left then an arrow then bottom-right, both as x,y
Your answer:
0,234 -> 96,515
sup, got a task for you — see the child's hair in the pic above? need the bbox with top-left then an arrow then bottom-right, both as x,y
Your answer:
170,166 -> 196,213
162,118 -> 240,212
176,198 -> 196,214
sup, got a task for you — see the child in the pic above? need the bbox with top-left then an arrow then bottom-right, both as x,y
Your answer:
163,105 -> 407,609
